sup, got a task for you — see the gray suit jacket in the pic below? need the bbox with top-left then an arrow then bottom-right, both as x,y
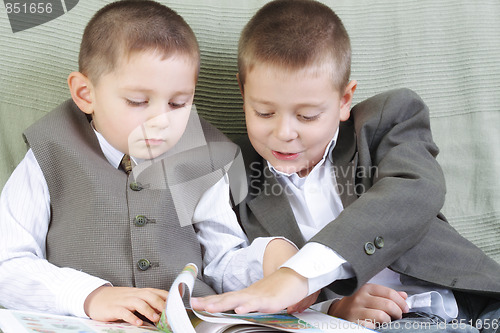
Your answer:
237,88 -> 500,298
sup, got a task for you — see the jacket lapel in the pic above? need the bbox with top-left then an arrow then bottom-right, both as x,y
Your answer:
329,121 -> 358,208
248,168 -> 306,248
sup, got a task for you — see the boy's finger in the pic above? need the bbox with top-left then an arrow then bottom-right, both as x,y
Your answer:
145,288 -> 169,301
287,304 -> 299,314
391,293 -> 409,314
136,305 -> 161,324
369,285 -> 409,314
397,291 -> 408,300
367,294 -> 407,320
192,293 -> 244,313
190,297 -> 204,310
206,294 -> 249,314
131,289 -> 168,315
125,297 -> 162,324
209,291 -> 269,315
120,309 -> 144,327
191,295 -> 226,311
148,295 -> 168,314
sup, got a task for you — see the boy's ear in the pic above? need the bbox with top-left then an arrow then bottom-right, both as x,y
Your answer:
339,80 -> 357,121
67,71 -> 94,115
236,73 -> 244,98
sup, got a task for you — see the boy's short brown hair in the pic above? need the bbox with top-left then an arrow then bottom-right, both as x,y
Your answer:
79,0 -> 199,83
238,0 -> 351,91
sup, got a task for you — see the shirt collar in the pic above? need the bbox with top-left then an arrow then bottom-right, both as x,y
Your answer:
268,128 -> 339,179
91,121 -> 141,169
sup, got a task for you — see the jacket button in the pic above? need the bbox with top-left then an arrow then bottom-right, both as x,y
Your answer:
130,182 -> 143,191
374,236 -> 385,249
137,259 -> 151,271
364,242 -> 376,255
134,215 -> 147,227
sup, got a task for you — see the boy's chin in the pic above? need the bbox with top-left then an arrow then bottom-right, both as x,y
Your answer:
273,164 -> 306,176
277,162 -> 318,177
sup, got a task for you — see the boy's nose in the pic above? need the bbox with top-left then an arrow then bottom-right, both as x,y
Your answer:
147,110 -> 170,129
274,117 -> 298,141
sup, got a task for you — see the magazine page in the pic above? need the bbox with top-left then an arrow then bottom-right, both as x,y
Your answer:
193,307 -> 372,333
157,263 -> 198,333
0,309 -> 159,333
157,263 -> 373,333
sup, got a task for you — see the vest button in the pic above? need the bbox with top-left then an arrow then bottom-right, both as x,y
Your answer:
137,259 -> 151,271
134,215 -> 147,227
130,182 -> 143,191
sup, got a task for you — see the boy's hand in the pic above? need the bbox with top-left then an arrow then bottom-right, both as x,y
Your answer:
328,283 -> 409,329
191,267 -> 308,314
84,285 -> 168,326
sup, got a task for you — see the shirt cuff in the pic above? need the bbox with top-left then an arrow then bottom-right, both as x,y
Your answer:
280,242 -> 355,296
56,268 -> 111,318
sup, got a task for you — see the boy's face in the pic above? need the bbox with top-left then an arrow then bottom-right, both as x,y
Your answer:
87,51 -> 196,159
241,64 -> 355,177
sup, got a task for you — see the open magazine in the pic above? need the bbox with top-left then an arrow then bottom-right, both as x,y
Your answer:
157,263 -> 373,333
0,264 -> 373,333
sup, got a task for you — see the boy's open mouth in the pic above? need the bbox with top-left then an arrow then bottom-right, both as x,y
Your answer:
272,150 -> 300,161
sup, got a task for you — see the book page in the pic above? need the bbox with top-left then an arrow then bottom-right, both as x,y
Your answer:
157,263 -> 198,333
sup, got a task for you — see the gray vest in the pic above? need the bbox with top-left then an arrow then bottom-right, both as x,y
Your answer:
23,99 -> 241,296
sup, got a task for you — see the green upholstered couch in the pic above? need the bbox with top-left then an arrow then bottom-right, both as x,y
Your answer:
1,1 -> 499,265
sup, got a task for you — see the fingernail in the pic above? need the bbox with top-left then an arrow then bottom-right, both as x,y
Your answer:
153,313 -> 160,321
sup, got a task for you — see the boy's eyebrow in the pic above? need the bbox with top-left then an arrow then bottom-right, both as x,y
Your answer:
120,87 -> 154,93
120,86 -> 194,96
249,98 -> 274,105
296,101 -> 327,109
250,97 -> 326,109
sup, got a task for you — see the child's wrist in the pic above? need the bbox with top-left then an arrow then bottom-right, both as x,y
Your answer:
277,267 -> 309,299
327,298 -> 342,316
84,284 -> 111,318
262,238 -> 298,276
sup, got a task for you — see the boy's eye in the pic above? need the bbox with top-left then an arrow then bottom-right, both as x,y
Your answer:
299,114 -> 320,121
169,102 -> 187,109
126,99 -> 148,107
254,110 -> 273,118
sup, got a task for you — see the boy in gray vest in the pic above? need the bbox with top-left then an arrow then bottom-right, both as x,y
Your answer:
192,1 -> 500,332
0,0 -> 299,327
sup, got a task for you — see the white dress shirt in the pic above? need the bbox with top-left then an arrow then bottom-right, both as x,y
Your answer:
0,128 -> 274,318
